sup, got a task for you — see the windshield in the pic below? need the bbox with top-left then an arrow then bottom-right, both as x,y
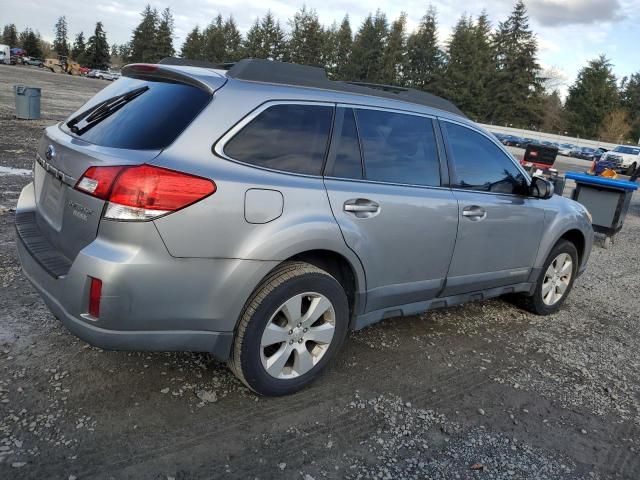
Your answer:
62,77 -> 211,150
613,146 -> 640,155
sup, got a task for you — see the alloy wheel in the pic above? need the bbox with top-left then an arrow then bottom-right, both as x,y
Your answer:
260,292 -> 336,379
541,253 -> 573,306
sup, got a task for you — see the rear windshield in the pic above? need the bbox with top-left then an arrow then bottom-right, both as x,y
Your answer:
62,77 -> 211,150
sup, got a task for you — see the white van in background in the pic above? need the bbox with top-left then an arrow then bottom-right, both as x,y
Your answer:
0,45 -> 10,65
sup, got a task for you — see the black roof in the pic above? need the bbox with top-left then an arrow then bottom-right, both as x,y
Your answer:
159,57 -> 466,118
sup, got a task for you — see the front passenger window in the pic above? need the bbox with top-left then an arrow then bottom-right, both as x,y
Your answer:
443,122 -> 527,195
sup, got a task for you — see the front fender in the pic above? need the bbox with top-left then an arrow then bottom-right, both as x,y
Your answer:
533,196 -> 594,274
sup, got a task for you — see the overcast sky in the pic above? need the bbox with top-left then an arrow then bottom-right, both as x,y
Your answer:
7,0 -> 640,95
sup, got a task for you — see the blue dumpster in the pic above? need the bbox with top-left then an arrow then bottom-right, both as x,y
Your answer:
565,172 -> 638,246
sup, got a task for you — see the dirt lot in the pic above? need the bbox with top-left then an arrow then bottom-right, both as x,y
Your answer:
0,65 -> 639,479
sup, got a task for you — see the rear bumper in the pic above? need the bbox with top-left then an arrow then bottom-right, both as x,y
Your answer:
15,182 -> 278,359
18,249 -> 233,358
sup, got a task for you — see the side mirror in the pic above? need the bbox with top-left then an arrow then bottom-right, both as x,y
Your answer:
530,176 -> 554,199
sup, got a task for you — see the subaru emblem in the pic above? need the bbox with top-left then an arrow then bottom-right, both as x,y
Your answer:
45,145 -> 56,161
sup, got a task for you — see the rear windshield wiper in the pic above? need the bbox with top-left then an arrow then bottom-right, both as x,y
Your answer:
66,86 -> 149,135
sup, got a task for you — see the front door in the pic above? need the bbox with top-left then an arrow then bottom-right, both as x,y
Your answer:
439,120 -> 545,296
324,107 -> 459,313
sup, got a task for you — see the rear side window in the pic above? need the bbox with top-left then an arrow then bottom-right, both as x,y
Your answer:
443,122 -> 527,194
224,104 -> 333,175
62,77 -> 211,150
355,109 -> 440,186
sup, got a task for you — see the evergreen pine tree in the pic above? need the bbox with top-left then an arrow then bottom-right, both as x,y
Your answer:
381,13 -> 407,85
156,8 -> 175,59
53,16 -> 70,56
85,22 -> 110,69
243,19 -> 263,58
322,22 -> 339,75
333,16 -> 353,80
118,43 -> 131,60
223,17 -> 243,61
71,31 -> 86,62
129,5 -> 159,63
565,55 -> 619,138
288,6 -> 324,65
620,72 -> 640,143
490,1 -> 543,128
203,15 -> 226,62
260,12 -> 287,61
351,10 -> 388,83
471,12 -> 495,121
2,24 -> 18,47
444,15 -> 476,114
21,28 -> 43,58
405,6 -> 445,94
181,26 -> 204,59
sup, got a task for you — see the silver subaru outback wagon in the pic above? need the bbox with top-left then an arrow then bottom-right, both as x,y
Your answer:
16,58 -> 594,396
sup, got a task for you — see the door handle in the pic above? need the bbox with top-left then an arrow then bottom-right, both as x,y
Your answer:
344,199 -> 380,218
344,204 -> 378,212
462,205 -> 487,221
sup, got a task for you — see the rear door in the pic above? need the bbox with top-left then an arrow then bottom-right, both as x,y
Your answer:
439,120 -> 545,296
324,106 -> 458,313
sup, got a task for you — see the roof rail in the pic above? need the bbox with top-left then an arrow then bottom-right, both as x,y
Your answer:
345,81 -> 408,94
164,58 -> 467,118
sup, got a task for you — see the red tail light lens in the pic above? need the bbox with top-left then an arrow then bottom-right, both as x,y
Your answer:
88,277 -> 102,318
75,165 -> 216,221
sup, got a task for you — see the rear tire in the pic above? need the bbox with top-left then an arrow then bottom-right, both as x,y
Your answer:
228,261 -> 349,396
517,240 -> 578,315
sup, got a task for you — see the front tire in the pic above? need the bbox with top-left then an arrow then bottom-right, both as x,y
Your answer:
229,261 -> 349,396
626,163 -> 637,176
519,240 -> 578,315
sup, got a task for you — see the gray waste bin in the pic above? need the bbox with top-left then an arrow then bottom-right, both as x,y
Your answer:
14,85 -> 41,119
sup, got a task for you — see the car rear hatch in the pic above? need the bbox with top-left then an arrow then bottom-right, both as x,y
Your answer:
22,64 -> 226,276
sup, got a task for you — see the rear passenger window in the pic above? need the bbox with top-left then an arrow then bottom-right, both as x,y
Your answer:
327,109 -> 362,179
443,122 -> 527,194
355,109 -> 440,186
224,104 -> 333,175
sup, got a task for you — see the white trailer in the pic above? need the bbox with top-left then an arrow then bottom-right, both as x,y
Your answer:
0,44 -> 10,64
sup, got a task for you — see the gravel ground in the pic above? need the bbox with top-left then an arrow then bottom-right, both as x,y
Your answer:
0,64 -> 639,479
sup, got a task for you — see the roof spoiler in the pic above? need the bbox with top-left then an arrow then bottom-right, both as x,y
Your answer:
121,63 -> 221,93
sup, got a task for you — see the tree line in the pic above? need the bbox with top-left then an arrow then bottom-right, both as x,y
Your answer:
2,1 -> 639,143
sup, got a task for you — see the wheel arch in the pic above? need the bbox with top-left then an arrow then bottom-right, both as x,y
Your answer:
558,228 -> 586,265
285,249 -> 364,322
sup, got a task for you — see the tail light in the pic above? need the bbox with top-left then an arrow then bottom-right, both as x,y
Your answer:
75,164 -> 216,221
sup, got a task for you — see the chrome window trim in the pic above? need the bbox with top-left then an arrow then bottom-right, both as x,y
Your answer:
323,175 -> 453,192
213,100 -> 336,179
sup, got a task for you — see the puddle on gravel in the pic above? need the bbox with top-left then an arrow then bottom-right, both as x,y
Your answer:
0,166 -> 31,176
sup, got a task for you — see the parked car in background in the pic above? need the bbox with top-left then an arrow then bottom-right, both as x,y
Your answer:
23,57 -> 44,67
87,69 -> 117,80
575,147 -> 597,161
558,144 -> 576,156
593,148 -> 608,162
601,145 -> 640,174
15,58 -> 594,396
501,135 -> 525,147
